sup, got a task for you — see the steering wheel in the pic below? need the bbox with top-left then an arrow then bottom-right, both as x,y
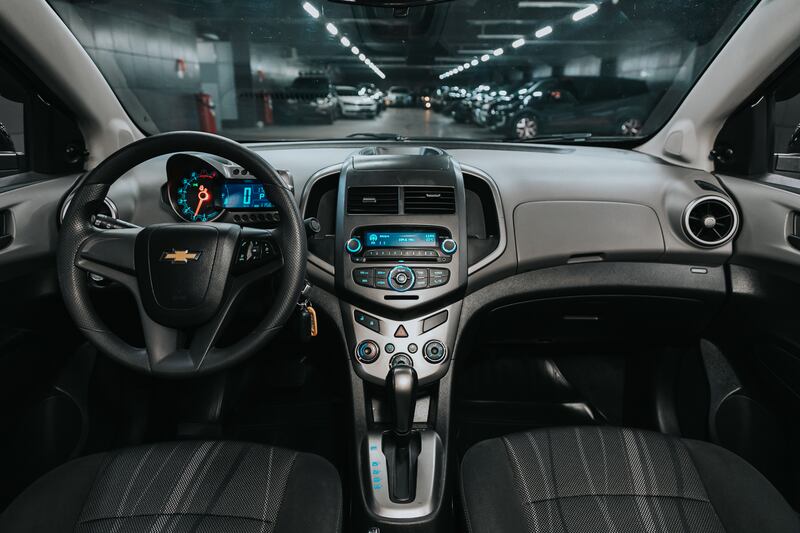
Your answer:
57,132 -> 307,377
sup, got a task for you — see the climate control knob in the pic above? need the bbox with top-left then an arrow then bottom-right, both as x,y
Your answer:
423,340 -> 447,364
356,340 -> 380,364
441,238 -> 458,255
345,237 -> 363,254
388,265 -> 415,292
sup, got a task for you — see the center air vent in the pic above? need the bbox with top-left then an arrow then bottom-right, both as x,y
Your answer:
404,186 -> 456,214
347,186 -> 399,214
683,196 -> 739,247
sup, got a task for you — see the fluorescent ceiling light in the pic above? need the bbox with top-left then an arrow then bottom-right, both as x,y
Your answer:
358,53 -> 366,61
512,38 -> 525,48
519,1 -> 590,7
302,2 -> 320,18
326,23 -> 338,35
535,25 -> 553,38
340,36 -> 351,47
471,59 -> 479,66
351,46 -> 360,54
481,54 -> 491,62
572,4 -> 598,21
493,48 -> 504,56
477,34 -> 524,40
457,66 -> 464,71
463,62 -> 470,68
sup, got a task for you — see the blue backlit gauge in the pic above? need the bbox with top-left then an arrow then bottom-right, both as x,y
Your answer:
174,170 -> 223,222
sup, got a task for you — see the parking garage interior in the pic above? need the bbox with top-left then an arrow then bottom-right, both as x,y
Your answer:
40,0 -> 778,143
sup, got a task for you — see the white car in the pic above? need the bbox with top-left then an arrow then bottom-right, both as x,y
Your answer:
385,86 -> 414,107
335,86 -> 378,119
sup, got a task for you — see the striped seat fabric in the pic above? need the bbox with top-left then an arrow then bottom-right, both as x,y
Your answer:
461,426 -> 799,533
0,440 -> 342,533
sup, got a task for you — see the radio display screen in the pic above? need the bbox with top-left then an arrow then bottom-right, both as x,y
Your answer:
219,180 -> 274,209
364,231 -> 438,248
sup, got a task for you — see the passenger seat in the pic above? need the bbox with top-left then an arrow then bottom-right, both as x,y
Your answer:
461,426 -> 799,533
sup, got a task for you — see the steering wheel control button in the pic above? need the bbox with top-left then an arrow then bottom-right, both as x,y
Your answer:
408,343 -> 418,354
441,238 -> 458,255
346,237 -> 363,254
422,310 -> 449,333
385,343 -> 396,354
388,265 -> 415,292
354,310 -> 381,333
237,239 -> 274,264
394,325 -> 409,338
390,353 -> 413,368
356,340 -> 380,364
353,268 -> 374,287
423,340 -> 447,364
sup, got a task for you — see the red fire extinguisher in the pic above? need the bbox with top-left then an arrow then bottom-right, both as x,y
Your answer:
195,93 -> 217,133
262,93 -> 274,125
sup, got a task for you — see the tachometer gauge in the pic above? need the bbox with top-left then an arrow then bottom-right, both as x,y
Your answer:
174,170 -> 223,222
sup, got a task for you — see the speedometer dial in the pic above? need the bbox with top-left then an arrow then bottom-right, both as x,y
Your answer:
174,170 -> 223,222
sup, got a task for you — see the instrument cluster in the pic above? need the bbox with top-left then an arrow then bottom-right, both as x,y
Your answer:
165,153 -> 278,224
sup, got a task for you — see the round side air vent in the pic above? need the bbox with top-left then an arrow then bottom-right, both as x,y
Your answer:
683,196 -> 739,247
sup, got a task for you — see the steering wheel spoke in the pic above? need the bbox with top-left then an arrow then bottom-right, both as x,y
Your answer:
75,227 -> 141,285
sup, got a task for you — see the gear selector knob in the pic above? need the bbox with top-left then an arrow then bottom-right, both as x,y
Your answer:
386,364 -> 417,438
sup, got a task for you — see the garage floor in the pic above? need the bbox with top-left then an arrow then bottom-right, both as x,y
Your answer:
223,108 -> 500,142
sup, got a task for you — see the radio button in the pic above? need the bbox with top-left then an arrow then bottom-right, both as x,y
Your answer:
388,265 -> 415,292
413,268 -> 428,279
353,268 -> 374,287
413,277 -> 428,289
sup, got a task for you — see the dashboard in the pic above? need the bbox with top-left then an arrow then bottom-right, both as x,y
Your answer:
46,141 -> 749,387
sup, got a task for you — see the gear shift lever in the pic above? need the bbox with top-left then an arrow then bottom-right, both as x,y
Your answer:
384,363 -> 420,503
387,364 -> 417,439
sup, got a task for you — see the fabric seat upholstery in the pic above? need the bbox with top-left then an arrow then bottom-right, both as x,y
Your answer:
461,426 -> 799,533
0,440 -> 341,533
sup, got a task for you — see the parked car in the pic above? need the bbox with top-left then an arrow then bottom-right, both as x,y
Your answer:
357,83 -> 386,113
272,75 -> 338,124
385,86 -> 414,107
491,76 -> 655,140
335,85 -> 378,119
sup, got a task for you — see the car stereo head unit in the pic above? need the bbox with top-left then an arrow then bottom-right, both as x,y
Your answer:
345,226 -> 457,263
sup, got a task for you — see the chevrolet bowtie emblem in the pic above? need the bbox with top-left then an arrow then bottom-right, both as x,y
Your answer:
160,249 -> 202,264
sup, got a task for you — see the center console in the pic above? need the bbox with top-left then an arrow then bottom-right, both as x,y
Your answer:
332,147 -> 468,531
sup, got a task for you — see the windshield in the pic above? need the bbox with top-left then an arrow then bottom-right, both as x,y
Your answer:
48,0 -> 758,143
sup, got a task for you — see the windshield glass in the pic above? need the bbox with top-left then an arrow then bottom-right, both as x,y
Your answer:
48,0 -> 758,143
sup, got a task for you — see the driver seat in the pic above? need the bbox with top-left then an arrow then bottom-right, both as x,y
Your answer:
0,440 -> 342,533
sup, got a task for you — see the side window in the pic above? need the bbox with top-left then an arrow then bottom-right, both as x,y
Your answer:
772,60 -> 800,177
0,62 -> 26,177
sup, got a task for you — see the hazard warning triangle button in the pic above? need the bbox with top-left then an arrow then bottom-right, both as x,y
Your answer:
394,325 -> 409,338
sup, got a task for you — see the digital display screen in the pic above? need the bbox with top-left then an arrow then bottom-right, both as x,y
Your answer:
364,231 -> 438,248
220,180 -> 274,209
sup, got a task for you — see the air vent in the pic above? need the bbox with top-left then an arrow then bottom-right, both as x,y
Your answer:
404,186 -> 456,214
347,186 -> 399,214
683,196 -> 739,247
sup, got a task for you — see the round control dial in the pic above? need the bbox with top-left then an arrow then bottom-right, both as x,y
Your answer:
423,340 -> 447,364
388,265 -> 415,292
441,238 -> 458,255
346,237 -> 363,254
356,340 -> 380,363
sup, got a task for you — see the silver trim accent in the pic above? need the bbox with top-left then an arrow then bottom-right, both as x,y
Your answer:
299,164 -> 343,276
459,164 -> 507,275
59,191 -> 118,226
682,195 -> 739,248
363,430 -> 442,519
